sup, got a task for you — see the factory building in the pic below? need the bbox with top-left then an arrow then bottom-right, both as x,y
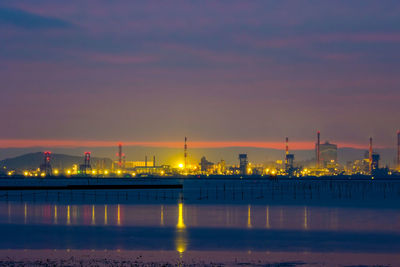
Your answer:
239,154 -> 248,176
319,141 -> 338,168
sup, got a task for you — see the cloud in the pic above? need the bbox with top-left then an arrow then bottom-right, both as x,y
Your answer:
0,7 -> 73,29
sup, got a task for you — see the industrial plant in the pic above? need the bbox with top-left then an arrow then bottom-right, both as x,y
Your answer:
2,132 -> 400,179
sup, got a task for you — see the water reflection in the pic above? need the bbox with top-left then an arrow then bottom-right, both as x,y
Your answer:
160,205 -> 164,226
91,205 -> 95,225
304,207 -> 308,230
0,202 -> 399,233
67,205 -> 70,225
117,204 -> 121,226
247,205 -> 252,228
175,202 -> 187,255
54,205 -> 57,224
104,205 -> 108,225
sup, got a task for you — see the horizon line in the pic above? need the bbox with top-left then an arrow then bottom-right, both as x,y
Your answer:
0,139 -> 386,150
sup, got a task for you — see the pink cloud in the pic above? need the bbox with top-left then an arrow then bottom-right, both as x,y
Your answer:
87,53 -> 158,64
0,139 -> 379,150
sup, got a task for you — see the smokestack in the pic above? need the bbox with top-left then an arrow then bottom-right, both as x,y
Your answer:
145,155 -> 148,167
285,137 -> 289,155
369,137 -> 373,173
153,156 -> 156,167
118,143 -> 122,168
397,131 -> 400,170
316,131 -> 320,168
184,137 -> 188,169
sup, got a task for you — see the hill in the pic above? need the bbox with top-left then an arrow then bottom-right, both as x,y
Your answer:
0,152 -> 112,171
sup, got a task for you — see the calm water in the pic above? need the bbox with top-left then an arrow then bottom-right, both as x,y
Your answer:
0,179 -> 399,265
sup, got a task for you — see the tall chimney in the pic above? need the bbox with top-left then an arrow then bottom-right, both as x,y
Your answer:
397,131 -> 400,170
369,137 -> 373,173
184,137 -> 188,169
316,131 -> 320,168
153,155 -> 156,167
118,143 -> 122,168
285,137 -> 289,155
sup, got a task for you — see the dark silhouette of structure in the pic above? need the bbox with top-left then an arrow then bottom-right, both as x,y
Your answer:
397,131 -> 400,170
184,137 -> 187,169
316,131 -> 320,168
79,152 -> 92,174
40,151 -> 52,176
285,137 -> 294,174
200,156 -> 214,173
239,154 -> 248,176
369,137 -> 373,173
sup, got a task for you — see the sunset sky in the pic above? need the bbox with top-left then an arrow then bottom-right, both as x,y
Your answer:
1,1 -> 399,149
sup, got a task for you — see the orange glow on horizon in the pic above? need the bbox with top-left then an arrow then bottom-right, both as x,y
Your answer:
0,139 -> 383,150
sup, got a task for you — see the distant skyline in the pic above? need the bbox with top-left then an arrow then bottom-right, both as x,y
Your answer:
1,1 -> 399,148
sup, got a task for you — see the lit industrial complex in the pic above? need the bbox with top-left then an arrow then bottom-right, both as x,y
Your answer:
2,132 -> 400,179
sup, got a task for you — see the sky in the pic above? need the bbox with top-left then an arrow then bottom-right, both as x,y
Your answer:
1,0 -> 399,150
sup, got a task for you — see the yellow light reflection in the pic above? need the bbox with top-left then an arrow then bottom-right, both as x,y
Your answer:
160,205 -> 164,226
67,205 -> 71,225
266,206 -> 270,229
247,205 -> 252,228
117,204 -> 121,226
54,205 -> 58,224
91,205 -> 95,225
175,203 -> 187,256
177,203 -> 185,229
104,205 -> 108,225
24,203 -> 27,224
304,207 -> 308,230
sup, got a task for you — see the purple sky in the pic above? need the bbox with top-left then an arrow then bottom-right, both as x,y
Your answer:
1,0 -> 399,148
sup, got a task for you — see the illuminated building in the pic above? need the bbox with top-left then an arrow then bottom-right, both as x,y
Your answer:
39,151 -> 52,176
200,156 -> 214,174
79,152 -> 92,175
319,141 -> 338,168
239,154 -> 248,176
371,153 -> 380,172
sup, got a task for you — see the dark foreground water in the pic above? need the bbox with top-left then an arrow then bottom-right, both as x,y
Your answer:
0,178 -> 399,266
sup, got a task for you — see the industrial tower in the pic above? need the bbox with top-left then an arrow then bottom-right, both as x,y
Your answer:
398,131 -> 400,170
369,137 -> 373,173
184,137 -> 187,169
79,152 -> 92,174
285,137 -> 295,173
316,131 -> 320,168
40,151 -> 52,176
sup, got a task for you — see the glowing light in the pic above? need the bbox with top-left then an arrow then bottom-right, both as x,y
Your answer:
131,172 -> 136,177
53,205 -> 57,224
24,203 -> 27,224
160,205 -> 164,226
176,203 -> 185,229
7,171 -> 12,176
23,171 -> 29,176
104,170 -> 109,175
91,205 -> 95,225
247,204 -> 252,228
178,163 -> 184,169
117,204 -> 121,226
117,170 -> 122,175
304,207 -> 308,230
67,205 -> 71,225
66,170 -> 71,175
104,205 -> 108,225
40,173 -> 46,177
53,169 -> 59,175
92,170 -> 97,175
